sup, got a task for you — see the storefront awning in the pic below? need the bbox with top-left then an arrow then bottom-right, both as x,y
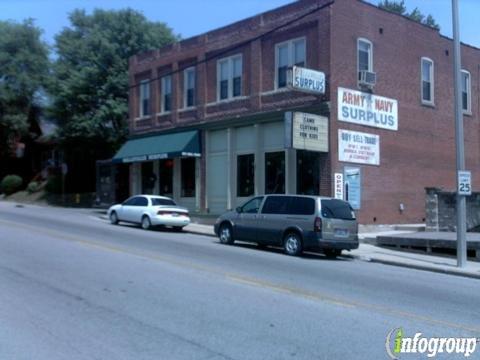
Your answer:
112,130 -> 201,163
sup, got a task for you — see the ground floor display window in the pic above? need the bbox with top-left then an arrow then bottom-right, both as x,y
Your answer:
159,159 -> 173,197
181,158 -> 196,197
297,150 -> 320,195
141,161 -> 156,194
265,151 -> 285,194
237,154 -> 254,197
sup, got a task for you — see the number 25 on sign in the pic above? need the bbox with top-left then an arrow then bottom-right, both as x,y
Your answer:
458,171 -> 472,195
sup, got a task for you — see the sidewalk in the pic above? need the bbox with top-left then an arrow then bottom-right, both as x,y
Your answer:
351,243 -> 480,280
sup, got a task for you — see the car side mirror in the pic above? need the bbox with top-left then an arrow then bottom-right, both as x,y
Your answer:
236,206 -> 242,213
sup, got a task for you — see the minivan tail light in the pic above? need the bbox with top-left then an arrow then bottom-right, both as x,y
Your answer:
314,217 -> 322,232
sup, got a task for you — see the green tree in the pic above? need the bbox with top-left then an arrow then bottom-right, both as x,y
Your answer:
377,0 -> 407,14
408,7 -> 425,23
49,8 -> 179,192
0,19 -> 49,158
378,0 -> 440,30
50,9 -> 179,149
424,14 -> 440,30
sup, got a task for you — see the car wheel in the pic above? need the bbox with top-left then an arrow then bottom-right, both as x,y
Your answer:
110,211 -> 119,225
283,232 -> 303,256
219,223 -> 234,245
173,226 -> 183,232
141,216 -> 151,230
324,249 -> 341,259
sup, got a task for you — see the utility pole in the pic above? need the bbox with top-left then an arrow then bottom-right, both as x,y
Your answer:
452,0 -> 467,267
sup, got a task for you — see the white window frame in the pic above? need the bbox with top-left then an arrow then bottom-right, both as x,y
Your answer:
161,75 -> 172,114
357,38 -> 373,84
421,57 -> 434,105
216,54 -> 243,101
183,67 -> 196,109
139,80 -> 150,117
274,36 -> 306,90
461,69 -> 472,114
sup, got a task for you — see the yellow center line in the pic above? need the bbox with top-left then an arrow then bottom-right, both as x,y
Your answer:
2,218 -> 480,335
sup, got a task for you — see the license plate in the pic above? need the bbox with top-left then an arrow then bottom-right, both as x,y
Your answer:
334,229 -> 349,237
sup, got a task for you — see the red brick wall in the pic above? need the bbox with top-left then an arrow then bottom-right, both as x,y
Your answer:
330,0 -> 480,224
128,0 -> 331,135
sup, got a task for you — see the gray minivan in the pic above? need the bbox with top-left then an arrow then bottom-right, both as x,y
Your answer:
214,195 -> 358,257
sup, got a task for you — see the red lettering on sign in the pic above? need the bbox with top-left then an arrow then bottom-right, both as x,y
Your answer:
375,99 -> 393,113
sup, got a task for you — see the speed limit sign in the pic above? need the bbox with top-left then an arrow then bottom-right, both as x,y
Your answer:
458,171 -> 472,195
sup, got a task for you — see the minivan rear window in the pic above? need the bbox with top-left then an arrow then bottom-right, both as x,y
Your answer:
321,199 -> 356,220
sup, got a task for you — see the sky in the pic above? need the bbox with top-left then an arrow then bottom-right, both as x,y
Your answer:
0,0 -> 478,49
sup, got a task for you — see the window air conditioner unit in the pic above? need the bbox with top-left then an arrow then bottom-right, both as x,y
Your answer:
358,70 -> 376,87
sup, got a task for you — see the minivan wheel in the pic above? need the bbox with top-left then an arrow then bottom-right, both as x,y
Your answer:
219,223 -> 234,245
110,211 -> 119,225
324,249 -> 341,259
141,216 -> 152,230
284,232 -> 303,256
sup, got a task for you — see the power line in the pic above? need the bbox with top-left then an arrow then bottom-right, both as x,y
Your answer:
129,0 -> 335,91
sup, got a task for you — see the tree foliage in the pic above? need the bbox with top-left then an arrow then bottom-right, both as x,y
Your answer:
0,19 -> 49,157
49,8 -> 179,149
378,0 -> 440,30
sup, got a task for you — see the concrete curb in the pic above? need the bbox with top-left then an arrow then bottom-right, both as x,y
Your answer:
184,228 -> 216,238
352,254 -> 480,280
99,214 -> 217,238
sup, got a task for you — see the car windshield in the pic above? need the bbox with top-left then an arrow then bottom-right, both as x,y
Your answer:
151,198 -> 177,206
321,199 -> 356,220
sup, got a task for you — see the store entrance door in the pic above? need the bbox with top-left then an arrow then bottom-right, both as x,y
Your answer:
159,159 -> 173,198
296,150 -> 320,195
141,161 -> 156,194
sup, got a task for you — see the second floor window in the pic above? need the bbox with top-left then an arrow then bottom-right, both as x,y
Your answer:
275,37 -> 306,88
161,75 -> 172,113
421,57 -> 434,104
139,80 -> 150,117
357,38 -> 373,81
461,70 -> 471,113
218,55 -> 242,101
184,67 -> 195,108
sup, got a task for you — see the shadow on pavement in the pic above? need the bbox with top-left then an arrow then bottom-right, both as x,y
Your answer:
220,241 -> 351,261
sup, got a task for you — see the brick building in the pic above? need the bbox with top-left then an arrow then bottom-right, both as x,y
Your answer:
113,0 -> 480,224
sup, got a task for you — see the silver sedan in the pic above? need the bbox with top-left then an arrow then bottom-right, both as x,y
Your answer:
108,195 -> 190,231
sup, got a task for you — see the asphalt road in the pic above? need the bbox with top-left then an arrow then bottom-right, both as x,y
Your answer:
0,201 -> 479,360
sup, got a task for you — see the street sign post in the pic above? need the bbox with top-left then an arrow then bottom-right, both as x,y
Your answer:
452,0 -> 467,268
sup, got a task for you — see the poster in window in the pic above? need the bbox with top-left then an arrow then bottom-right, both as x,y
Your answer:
344,166 -> 361,210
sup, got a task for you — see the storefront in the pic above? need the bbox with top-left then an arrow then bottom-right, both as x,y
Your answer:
205,111 -> 329,214
112,112 -> 330,214
112,130 -> 201,211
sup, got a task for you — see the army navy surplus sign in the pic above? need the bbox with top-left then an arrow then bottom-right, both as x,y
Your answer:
338,87 -> 398,131
285,112 -> 329,152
